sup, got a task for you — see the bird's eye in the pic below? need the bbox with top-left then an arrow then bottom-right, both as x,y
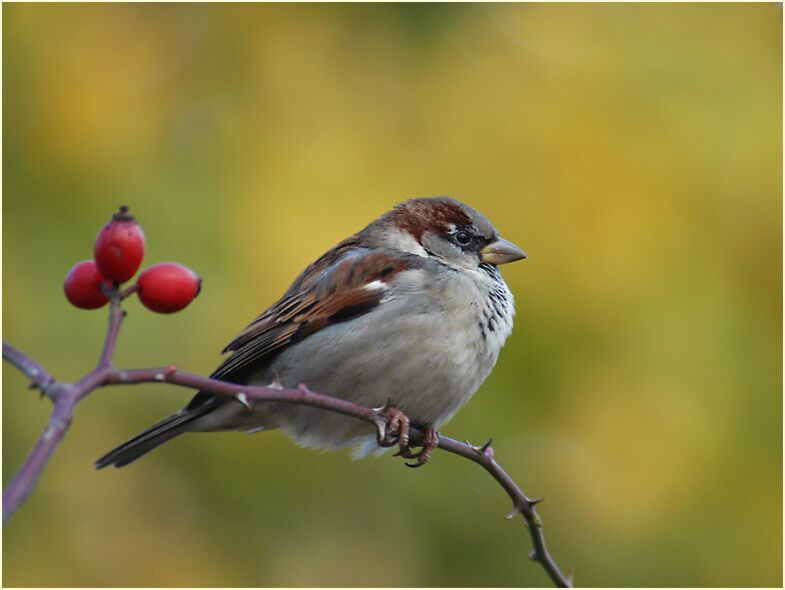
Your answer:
454,230 -> 472,247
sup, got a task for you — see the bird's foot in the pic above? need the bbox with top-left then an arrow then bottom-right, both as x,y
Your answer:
395,425 -> 439,468
373,402 -> 439,467
374,402 -> 410,451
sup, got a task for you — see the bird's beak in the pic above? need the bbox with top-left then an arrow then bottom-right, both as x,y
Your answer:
481,237 -> 527,265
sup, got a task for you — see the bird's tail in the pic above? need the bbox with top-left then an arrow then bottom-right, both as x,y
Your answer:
95,409 -> 207,469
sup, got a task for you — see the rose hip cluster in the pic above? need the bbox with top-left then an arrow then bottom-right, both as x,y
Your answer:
64,206 -> 201,313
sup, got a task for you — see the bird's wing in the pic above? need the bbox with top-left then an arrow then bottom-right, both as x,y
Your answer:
207,246 -> 422,385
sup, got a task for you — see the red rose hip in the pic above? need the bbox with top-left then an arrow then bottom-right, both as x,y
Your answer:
64,260 -> 110,309
137,262 -> 201,313
94,205 -> 145,283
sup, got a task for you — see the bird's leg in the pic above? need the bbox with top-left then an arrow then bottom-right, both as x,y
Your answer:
374,403 -> 410,451
398,425 -> 439,468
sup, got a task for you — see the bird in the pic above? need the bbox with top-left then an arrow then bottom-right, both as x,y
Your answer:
96,196 -> 526,469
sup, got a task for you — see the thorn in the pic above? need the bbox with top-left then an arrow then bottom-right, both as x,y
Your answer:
235,392 -> 253,410
528,496 -> 545,506
528,549 -> 537,561
505,504 -> 523,520
297,383 -> 313,394
566,566 -> 574,587
482,443 -> 495,460
469,437 -> 493,455
165,365 -> 177,376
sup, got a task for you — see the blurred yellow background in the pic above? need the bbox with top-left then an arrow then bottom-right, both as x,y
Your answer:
3,3 -> 781,587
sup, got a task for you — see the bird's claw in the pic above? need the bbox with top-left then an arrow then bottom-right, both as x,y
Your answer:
403,425 -> 439,468
375,405 -> 410,450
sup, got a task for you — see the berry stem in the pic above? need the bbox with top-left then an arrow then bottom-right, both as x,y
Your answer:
119,283 -> 139,300
97,293 -> 125,369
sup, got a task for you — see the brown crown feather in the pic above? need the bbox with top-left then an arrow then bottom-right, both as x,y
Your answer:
383,197 -> 472,242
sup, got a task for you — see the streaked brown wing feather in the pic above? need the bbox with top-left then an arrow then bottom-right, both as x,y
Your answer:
209,247 -> 419,383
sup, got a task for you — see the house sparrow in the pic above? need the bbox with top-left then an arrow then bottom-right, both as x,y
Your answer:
96,197 -> 525,469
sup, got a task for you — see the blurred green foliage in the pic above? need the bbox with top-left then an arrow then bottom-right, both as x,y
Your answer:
3,3 -> 781,587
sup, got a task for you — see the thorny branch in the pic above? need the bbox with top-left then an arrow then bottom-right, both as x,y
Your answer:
3,289 -> 572,588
